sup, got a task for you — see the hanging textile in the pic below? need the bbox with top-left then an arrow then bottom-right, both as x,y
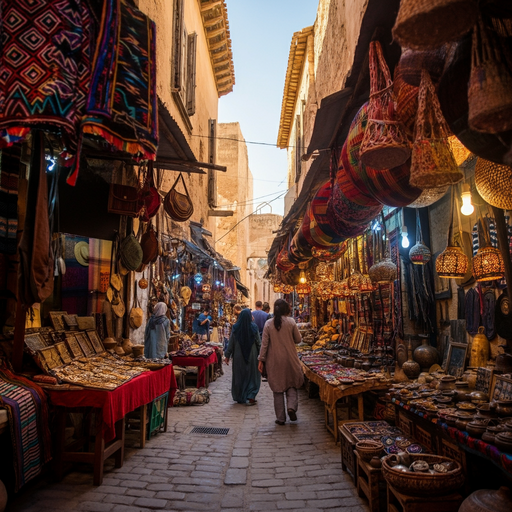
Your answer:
0,151 -> 19,255
465,287 -> 480,335
0,0 -> 92,184
482,289 -> 496,340
61,235 -> 89,316
82,0 -> 158,164
0,363 -> 52,491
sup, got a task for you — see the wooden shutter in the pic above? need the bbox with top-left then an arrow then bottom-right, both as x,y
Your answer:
172,0 -> 184,91
186,33 -> 197,115
295,115 -> 302,183
208,119 -> 217,208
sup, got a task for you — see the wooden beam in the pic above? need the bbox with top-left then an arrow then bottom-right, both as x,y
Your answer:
201,0 -> 222,12
157,158 -> 226,172
204,15 -> 223,28
208,210 -> 234,217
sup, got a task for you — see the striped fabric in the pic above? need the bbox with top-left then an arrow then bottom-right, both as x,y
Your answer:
0,367 -> 51,491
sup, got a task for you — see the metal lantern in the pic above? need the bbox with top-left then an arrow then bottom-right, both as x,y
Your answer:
296,283 -> 311,296
359,274 -> 374,293
369,258 -> 397,284
273,283 -> 281,293
472,246 -> 505,282
436,246 -> 469,278
409,209 -> 431,265
281,284 -> 294,294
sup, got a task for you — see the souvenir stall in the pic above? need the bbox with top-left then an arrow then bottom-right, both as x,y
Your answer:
266,1 -> 512,508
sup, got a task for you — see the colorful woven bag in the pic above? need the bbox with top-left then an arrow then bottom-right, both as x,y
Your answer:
409,70 -> 463,189
359,41 -> 411,170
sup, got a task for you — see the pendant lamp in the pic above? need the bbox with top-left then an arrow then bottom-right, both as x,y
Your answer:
368,217 -> 397,284
409,209 -> 432,265
472,217 -> 505,282
296,283 -> 311,296
436,188 -> 469,278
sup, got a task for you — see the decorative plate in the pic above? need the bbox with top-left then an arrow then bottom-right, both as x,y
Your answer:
381,435 -> 395,446
385,444 -> 400,454
406,444 -> 423,454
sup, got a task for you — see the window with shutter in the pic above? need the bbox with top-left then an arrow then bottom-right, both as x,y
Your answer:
208,119 -> 217,208
186,33 -> 197,116
295,114 -> 302,183
172,0 -> 184,91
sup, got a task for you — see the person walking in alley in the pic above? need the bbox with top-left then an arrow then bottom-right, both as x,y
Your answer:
196,308 -> 210,342
258,299 -> 304,425
252,300 -> 269,336
224,308 -> 261,405
144,302 -> 170,359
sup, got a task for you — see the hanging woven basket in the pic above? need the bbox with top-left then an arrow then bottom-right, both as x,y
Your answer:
475,158 -> 512,210
392,0 -> 478,50
409,70 -> 463,189
369,258 -> 397,284
409,209 -> 432,265
468,17 -> 512,134
408,185 -> 450,208
360,41 -> 411,170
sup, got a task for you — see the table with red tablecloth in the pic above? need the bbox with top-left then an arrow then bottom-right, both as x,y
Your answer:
45,365 -> 176,485
171,352 -> 218,388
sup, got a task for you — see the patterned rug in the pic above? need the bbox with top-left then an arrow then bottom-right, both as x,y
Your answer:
0,365 -> 52,491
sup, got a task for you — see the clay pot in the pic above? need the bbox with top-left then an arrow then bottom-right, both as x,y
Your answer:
469,326 -> 490,368
402,346 -> 421,380
103,337 -> 117,350
114,345 -> 125,356
455,413 -> 474,431
122,338 -> 133,356
345,358 -> 355,368
438,375 -> 456,391
459,486 -> 512,512
469,390 -> 489,403
414,335 -> 439,371
455,382 -> 470,402
494,432 -> 512,453
370,456 -> 382,469
494,400 -> 512,418
463,369 -> 478,391
466,420 -> 488,439
477,404 -> 498,420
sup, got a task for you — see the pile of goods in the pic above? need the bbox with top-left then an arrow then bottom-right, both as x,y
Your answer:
169,344 -> 216,358
172,387 -> 211,406
312,320 -> 340,350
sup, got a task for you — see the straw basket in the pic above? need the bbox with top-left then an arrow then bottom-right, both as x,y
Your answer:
392,0 -> 478,50
409,70 -> 463,189
468,17 -> 512,134
475,158 -> 512,210
360,42 -> 410,170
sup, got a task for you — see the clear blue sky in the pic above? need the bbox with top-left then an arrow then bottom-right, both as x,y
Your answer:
219,0 -> 318,216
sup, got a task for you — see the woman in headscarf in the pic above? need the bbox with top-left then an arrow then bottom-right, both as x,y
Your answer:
144,302 -> 170,359
258,299 -> 304,425
224,308 -> 261,405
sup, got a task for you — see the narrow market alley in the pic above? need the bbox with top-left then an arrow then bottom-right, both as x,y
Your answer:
8,366 -> 367,512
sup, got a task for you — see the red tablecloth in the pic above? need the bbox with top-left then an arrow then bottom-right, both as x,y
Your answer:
171,352 -> 217,387
46,365 -> 176,442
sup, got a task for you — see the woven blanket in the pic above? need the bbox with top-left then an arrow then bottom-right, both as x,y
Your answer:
82,0 -> 158,161
0,0 -> 92,184
0,366 -> 51,491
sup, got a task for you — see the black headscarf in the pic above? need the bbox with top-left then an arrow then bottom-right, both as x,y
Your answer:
232,309 -> 258,363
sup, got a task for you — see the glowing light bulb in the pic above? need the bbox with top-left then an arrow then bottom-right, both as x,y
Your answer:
299,270 -> 307,284
401,226 -> 410,249
461,183 -> 474,216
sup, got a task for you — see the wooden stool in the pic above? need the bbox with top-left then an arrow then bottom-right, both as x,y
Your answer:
387,483 -> 463,512
355,450 -> 383,512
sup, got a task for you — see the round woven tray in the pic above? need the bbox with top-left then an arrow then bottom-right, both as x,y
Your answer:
475,158 -> 512,210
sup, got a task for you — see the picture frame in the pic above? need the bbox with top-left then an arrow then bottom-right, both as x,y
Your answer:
77,316 -> 96,331
54,342 -> 72,364
38,346 -> 63,370
475,367 -> 494,395
24,333 -> 46,353
49,311 -> 67,331
63,314 -> 78,330
445,342 -> 469,379
86,330 -> 104,354
74,332 -> 95,357
65,333 -> 84,359
491,374 -> 512,401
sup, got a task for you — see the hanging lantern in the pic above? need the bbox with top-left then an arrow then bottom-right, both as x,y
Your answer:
436,246 -> 469,278
281,284 -> 294,294
273,283 -> 281,293
359,274 -> 374,293
473,246 -> 505,282
296,283 -> 311,296
369,258 -> 397,284
349,271 -> 363,292
409,209 -> 431,265
202,283 -> 211,293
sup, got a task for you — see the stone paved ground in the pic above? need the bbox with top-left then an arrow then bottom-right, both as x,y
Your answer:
8,363 -> 368,512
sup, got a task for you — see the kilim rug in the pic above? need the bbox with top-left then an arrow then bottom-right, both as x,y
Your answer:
0,364 -> 51,491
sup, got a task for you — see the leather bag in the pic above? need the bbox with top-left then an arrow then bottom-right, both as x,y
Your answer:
164,173 -> 194,222
108,184 -> 141,217
140,224 -> 159,264
139,162 -> 161,222
129,281 -> 144,329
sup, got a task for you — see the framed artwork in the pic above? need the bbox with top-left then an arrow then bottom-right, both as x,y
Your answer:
49,311 -> 67,331
65,333 -> 84,359
77,316 -> 96,331
24,333 -> 46,352
86,330 -> 104,354
63,314 -> 78,330
491,374 -> 512,401
476,367 -> 494,395
39,330 -> 53,347
54,342 -> 72,364
74,332 -> 94,357
38,346 -> 63,370
445,342 -> 468,378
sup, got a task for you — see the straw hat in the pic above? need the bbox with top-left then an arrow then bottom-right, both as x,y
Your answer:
74,241 -> 89,267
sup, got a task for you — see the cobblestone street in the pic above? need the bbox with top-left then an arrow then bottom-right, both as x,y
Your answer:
9,365 -> 368,512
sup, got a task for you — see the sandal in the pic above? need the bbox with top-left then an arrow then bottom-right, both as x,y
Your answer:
247,399 -> 257,406
287,409 -> 297,421
275,420 -> 285,425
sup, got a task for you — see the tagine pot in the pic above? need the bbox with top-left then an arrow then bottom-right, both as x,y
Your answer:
122,338 -> 133,356
459,486 -> 512,512
413,335 -> 439,371
402,349 -> 421,380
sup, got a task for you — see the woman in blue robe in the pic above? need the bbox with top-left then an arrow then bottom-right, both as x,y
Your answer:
224,308 -> 261,405
144,302 -> 170,359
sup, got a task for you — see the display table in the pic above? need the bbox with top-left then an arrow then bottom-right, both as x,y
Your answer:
301,363 -> 389,442
387,484 -> 462,512
355,450 -> 383,512
46,365 -> 174,485
171,352 -> 217,388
